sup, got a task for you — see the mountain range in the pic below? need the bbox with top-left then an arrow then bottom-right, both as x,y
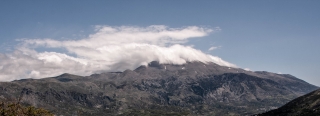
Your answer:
0,61 -> 318,115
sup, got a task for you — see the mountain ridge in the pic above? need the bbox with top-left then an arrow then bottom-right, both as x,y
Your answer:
0,61 -> 318,115
259,88 -> 320,116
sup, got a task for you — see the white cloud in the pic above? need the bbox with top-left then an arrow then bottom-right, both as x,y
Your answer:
208,46 -> 221,51
23,25 -> 213,48
244,68 -> 251,71
0,25 -> 236,81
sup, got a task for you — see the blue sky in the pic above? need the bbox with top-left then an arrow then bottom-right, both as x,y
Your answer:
0,0 -> 319,86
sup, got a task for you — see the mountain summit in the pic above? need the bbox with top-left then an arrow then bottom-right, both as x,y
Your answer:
0,61 -> 318,115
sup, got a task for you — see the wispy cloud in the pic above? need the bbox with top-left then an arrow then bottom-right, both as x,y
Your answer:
244,68 -> 251,71
208,46 -> 221,51
0,25 -> 236,81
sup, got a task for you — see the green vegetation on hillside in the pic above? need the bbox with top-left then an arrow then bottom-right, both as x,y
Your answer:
0,100 -> 53,116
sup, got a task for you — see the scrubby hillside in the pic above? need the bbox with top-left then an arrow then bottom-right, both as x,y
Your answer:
259,89 -> 320,116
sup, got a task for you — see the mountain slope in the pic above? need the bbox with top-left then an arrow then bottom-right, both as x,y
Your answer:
259,89 -> 320,116
0,61 -> 318,115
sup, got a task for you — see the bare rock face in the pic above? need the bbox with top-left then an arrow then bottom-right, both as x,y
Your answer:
0,61 -> 318,116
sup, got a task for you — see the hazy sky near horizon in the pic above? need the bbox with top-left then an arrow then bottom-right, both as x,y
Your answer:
0,0 -> 319,86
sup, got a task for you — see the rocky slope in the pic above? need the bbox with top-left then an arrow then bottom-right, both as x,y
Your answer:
258,89 -> 320,116
0,61 -> 318,115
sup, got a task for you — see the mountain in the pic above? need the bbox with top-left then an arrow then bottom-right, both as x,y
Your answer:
0,61 -> 318,115
258,89 -> 320,116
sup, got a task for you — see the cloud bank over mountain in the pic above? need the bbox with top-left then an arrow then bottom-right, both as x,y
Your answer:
0,25 -> 236,81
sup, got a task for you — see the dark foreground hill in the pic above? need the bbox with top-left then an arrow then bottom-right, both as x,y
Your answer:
258,89 -> 320,116
0,61 -> 318,115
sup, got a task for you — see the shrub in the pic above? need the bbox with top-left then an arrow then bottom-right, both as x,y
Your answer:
0,101 -> 53,116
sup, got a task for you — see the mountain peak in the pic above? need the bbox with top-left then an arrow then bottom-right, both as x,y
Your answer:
148,61 -> 165,69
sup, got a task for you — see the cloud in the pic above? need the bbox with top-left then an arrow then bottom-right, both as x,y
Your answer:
0,25 -> 236,81
208,46 -> 221,51
23,25 -> 213,48
244,68 -> 251,71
